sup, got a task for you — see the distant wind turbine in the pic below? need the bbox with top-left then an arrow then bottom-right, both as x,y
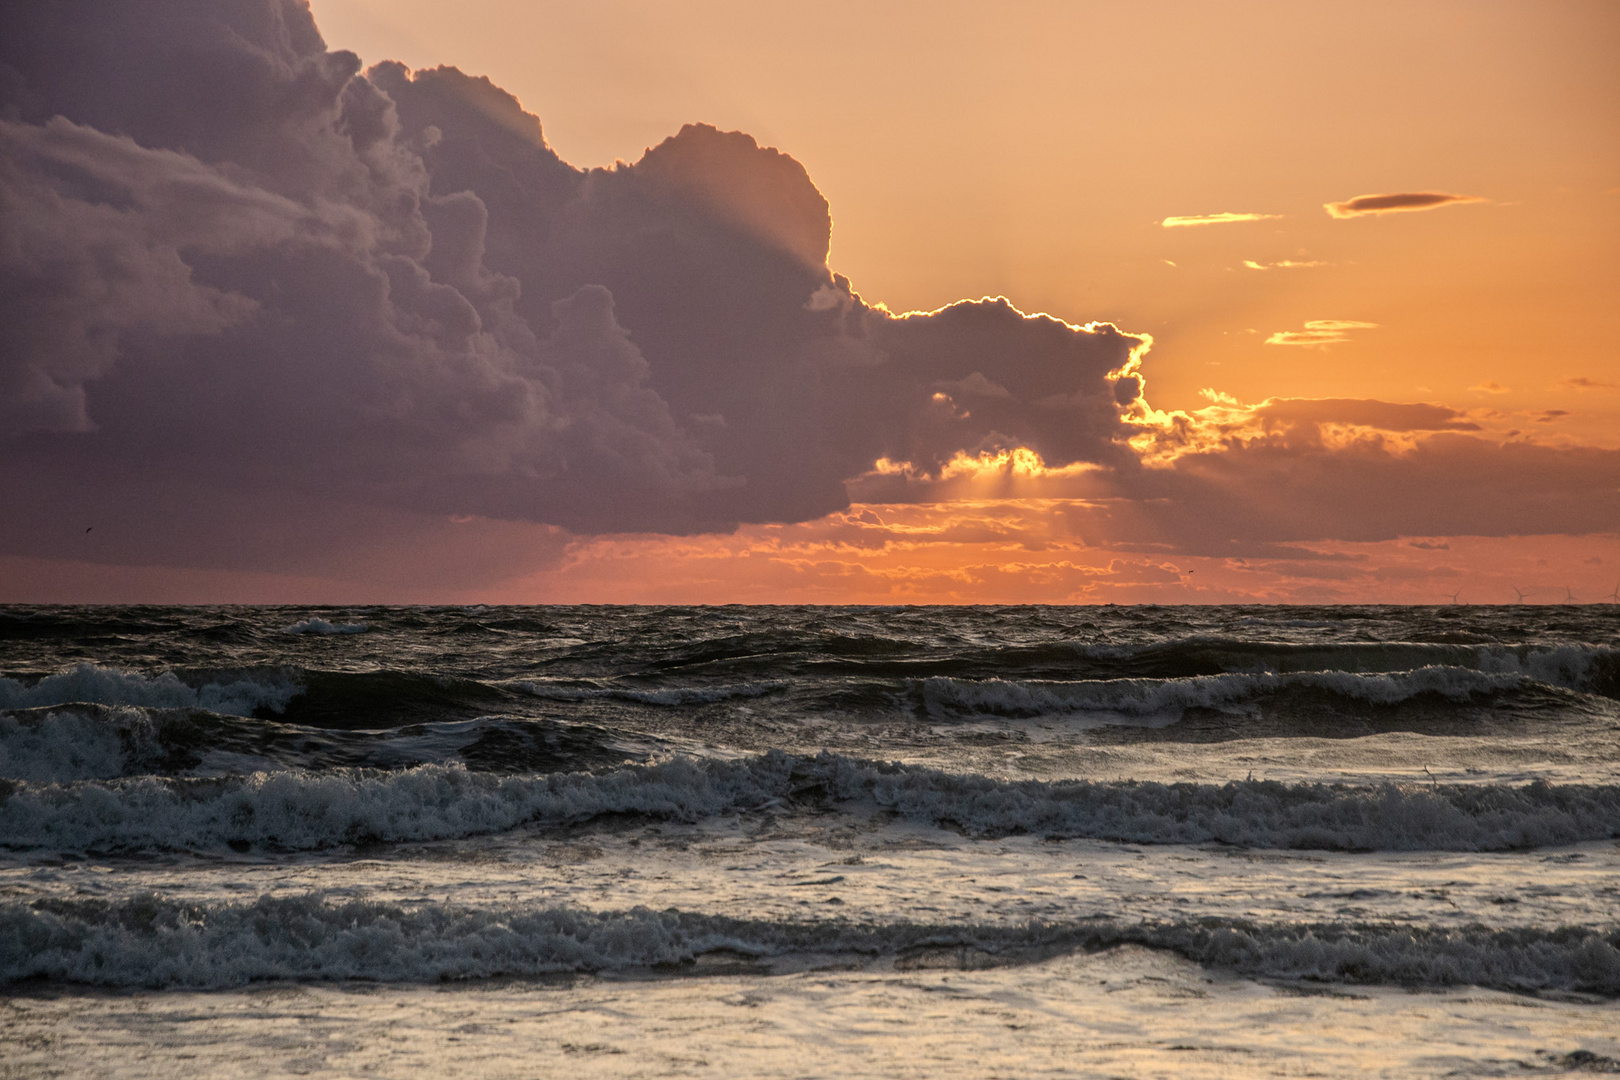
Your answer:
1606,583 -> 1620,604
1564,585 -> 1578,604
1512,586 -> 1532,604
1442,589 -> 1462,605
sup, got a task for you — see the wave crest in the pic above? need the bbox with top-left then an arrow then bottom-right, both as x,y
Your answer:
0,664 -> 299,717
5,894 -> 1616,994
3,752 -> 1617,854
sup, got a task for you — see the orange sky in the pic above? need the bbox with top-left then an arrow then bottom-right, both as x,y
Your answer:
315,0 -> 1620,443
316,0 -> 1620,604
2,0 -> 1617,604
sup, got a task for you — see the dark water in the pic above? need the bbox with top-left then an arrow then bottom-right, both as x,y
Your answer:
2,604 -> 1619,993
2,604 -> 1616,775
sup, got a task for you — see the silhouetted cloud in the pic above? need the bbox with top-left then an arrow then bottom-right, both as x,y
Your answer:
0,0 -> 1145,572
1264,320 -> 1377,347
1324,192 -> 1485,218
1562,376 -> 1617,391
1160,212 -> 1281,227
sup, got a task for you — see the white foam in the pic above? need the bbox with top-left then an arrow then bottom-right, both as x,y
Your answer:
3,894 -> 1615,994
3,752 -> 1617,854
281,618 -> 370,635
1476,643 -> 1618,691
0,664 -> 299,717
0,709 -> 146,782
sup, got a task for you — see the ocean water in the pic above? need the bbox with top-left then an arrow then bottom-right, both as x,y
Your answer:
2,603 -> 1618,1077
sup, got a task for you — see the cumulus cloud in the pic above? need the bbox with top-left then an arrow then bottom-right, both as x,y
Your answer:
0,0 -> 1145,572
1263,320 -> 1377,347
1324,192 -> 1486,218
1160,212 -> 1281,227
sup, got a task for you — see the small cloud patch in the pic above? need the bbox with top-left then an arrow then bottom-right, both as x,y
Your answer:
1469,382 -> 1511,395
1264,320 -> 1377,348
1563,376 -> 1617,391
1325,192 -> 1486,219
1161,212 -> 1282,227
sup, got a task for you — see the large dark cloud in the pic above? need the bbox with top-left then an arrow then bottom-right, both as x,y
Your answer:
0,0 -> 1143,580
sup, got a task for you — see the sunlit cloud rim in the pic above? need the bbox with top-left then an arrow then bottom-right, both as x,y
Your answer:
1264,320 -> 1378,348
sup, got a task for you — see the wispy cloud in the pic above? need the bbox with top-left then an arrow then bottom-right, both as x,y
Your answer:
1242,259 -> 1328,270
1563,376 -> 1617,391
1161,212 -> 1282,227
1264,320 -> 1377,348
1535,409 -> 1570,424
1469,382 -> 1511,394
1325,192 -> 1486,219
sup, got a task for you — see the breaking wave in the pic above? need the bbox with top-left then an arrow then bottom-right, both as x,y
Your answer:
281,618 -> 369,635
921,666 -> 1550,726
0,664 -> 300,717
0,705 -> 651,783
3,751 -> 1617,854
4,894 -> 1616,994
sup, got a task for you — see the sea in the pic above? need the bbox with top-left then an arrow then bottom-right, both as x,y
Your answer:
2,603 -> 1617,1077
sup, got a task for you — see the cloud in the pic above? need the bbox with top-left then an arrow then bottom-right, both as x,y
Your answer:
1324,192 -> 1486,219
1263,320 -> 1377,347
1469,382 -> 1511,394
0,0 -> 1149,574
1160,212 -> 1282,227
1562,376 -> 1617,391
1242,260 -> 1327,270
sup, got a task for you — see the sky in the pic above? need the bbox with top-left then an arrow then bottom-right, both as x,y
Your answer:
1,0 -> 1617,604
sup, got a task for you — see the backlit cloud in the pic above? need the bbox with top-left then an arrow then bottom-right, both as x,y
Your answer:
1160,212 -> 1282,227
0,1 -> 1146,561
1324,192 -> 1486,218
1263,320 -> 1377,347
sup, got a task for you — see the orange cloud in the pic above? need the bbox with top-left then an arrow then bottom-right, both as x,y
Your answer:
1264,320 -> 1377,347
1242,259 -> 1328,270
1160,212 -> 1282,227
1324,191 -> 1486,218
